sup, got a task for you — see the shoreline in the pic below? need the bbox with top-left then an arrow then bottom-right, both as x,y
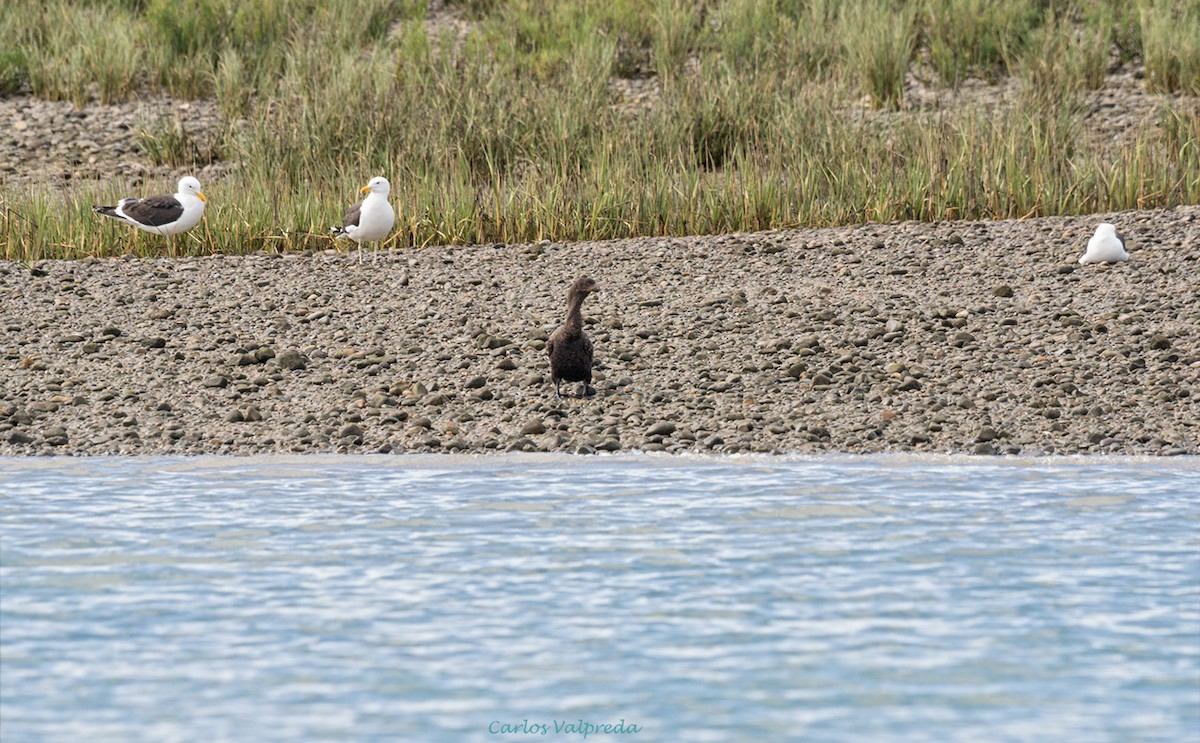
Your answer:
2,206 -> 1198,457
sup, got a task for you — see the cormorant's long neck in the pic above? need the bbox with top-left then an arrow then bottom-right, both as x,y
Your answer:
564,292 -> 586,334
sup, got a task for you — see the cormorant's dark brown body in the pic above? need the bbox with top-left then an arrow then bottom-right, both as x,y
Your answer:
546,276 -> 599,398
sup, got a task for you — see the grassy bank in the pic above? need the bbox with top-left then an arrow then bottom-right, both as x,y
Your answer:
2,0 -> 1199,260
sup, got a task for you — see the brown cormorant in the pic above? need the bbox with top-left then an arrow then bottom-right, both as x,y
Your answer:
547,276 -> 599,398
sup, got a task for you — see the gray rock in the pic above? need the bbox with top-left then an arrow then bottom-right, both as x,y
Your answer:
521,420 -> 547,435
276,349 -> 307,370
976,426 -> 999,443
646,421 -> 676,436
506,437 -> 533,452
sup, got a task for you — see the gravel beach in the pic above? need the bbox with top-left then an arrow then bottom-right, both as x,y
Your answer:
2,205 -> 1197,456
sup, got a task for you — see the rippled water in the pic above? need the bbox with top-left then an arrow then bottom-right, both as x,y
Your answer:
1,455 -> 1197,743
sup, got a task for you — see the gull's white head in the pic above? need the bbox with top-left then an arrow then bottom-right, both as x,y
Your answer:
1095,223 -> 1117,237
178,176 -> 206,203
361,176 -> 390,196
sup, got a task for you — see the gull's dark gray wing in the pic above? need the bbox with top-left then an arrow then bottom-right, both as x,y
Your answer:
120,195 -> 184,227
1115,229 -> 1125,249
342,200 -> 363,228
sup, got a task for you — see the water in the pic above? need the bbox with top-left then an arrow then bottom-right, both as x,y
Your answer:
1,455 -> 1197,743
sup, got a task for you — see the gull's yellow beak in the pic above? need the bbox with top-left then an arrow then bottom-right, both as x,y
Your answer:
197,193 -> 207,203
360,185 -> 371,196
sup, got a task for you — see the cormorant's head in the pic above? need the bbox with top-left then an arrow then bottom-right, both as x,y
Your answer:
569,276 -> 599,298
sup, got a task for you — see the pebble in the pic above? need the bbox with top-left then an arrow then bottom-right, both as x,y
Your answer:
646,421 -> 676,436
276,349 -> 307,370
2,205 -> 1196,456
521,420 -> 547,436
976,426 -> 999,443
2,95 -> 230,190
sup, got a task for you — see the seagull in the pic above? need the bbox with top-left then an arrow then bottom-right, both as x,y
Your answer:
547,276 -> 600,398
93,176 -> 206,236
331,176 -> 395,264
1079,223 -> 1129,264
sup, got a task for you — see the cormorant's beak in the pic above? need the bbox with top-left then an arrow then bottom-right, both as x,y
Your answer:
360,185 -> 371,195
197,193 -> 207,203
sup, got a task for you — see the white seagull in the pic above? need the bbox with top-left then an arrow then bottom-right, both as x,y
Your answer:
1079,223 -> 1129,264
93,176 -> 207,236
331,176 -> 395,264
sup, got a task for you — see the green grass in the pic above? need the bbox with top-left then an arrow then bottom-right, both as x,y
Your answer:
923,0 -> 1037,85
841,0 -> 916,110
1,0 -> 1198,261
1141,0 -> 1200,95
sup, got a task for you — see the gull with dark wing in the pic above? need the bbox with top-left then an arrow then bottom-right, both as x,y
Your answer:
331,176 -> 395,264
93,176 -> 206,236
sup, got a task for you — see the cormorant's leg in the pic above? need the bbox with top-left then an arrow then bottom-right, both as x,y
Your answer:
555,379 -> 564,398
